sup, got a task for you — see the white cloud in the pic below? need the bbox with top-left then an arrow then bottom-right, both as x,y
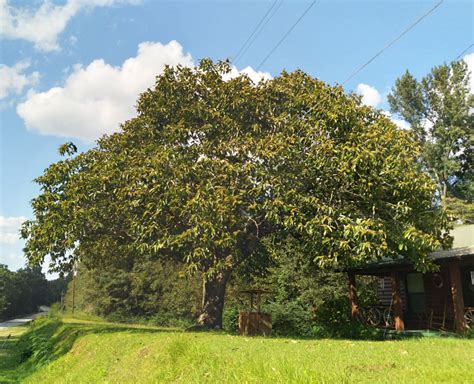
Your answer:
17,41 -> 193,142
0,60 -> 39,100
17,41 -> 269,142
357,84 -> 410,128
356,83 -> 382,107
223,65 -> 272,83
463,52 -> 474,94
0,0 -> 134,52
381,110 -> 410,130
390,117 -> 410,130
0,215 -> 26,245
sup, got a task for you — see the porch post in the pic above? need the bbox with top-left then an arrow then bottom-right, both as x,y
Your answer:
348,272 -> 359,320
390,271 -> 405,331
449,261 -> 466,333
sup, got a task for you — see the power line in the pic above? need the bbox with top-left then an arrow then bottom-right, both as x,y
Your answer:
234,0 -> 284,65
232,1 -> 279,64
256,1 -> 317,70
341,0 -> 445,86
305,0 -> 444,115
455,43 -> 473,60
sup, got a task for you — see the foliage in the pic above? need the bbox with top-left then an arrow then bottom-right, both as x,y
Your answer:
23,60 -> 450,327
0,264 -> 69,321
444,196 -> 474,224
310,289 -> 380,339
17,333 -> 54,366
0,265 -> 14,318
388,60 -> 473,222
224,238 -> 380,337
62,235 -> 380,338
264,301 -> 315,337
222,306 -> 239,333
63,260 -> 201,327
14,317 -> 60,370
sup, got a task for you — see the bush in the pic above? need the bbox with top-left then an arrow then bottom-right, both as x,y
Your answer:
463,329 -> 474,339
264,301 -> 315,337
16,319 -> 61,365
222,307 -> 239,333
311,294 -> 381,339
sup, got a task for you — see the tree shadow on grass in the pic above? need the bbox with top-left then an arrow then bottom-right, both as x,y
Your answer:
1,319 -> 179,383
0,333 -> 25,384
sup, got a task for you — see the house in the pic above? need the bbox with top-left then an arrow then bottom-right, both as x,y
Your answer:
345,225 -> 474,333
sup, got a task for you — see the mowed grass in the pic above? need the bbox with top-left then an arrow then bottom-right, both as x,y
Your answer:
1,316 -> 473,384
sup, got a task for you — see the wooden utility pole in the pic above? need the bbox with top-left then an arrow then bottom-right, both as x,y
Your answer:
60,291 -> 65,313
72,268 -> 76,314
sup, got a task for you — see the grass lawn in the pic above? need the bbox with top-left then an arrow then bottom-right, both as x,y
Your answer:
1,316 -> 473,383
0,324 -> 29,383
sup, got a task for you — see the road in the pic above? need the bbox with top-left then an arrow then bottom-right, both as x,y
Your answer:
0,309 -> 50,328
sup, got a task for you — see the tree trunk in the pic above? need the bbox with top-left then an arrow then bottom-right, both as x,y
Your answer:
197,271 -> 230,329
441,181 -> 448,206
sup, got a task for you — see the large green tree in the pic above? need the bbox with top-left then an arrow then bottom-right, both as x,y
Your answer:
22,60 -> 448,328
388,60 -> 473,221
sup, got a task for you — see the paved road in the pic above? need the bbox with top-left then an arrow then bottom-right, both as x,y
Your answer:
0,311 -> 49,328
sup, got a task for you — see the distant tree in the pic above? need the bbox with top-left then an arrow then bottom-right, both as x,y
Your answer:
0,264 -> 63,320
14,267 -> 50,314
47,274 -> 71,306
0,265 -> 16,320
22,60 -> 449,328
64,260 -> 200,325
388,60 -> 474,221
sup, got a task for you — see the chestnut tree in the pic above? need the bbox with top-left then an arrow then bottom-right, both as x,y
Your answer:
22,60 -> 449,328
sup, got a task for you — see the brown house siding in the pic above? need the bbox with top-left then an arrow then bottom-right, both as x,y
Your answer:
377,270 -> 456,330
377,277 -> 407,310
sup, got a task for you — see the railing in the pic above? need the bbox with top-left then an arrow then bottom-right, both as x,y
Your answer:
359,305 -> 474,330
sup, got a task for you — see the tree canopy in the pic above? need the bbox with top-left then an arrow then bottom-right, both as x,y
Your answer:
0,264 -> 68,320
388,60 -> 473,221
22,60 -> 449,327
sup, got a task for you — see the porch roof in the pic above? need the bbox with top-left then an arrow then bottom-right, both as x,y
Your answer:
345,224 -> 474,274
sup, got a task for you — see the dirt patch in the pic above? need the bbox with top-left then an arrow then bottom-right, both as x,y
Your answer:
137,346 -> 151,358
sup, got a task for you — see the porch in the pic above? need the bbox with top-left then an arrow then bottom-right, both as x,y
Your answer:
346,225 -> 474,333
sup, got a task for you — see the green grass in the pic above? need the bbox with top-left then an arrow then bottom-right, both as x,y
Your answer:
0,324 -> 29,383
1,316 -> 473,383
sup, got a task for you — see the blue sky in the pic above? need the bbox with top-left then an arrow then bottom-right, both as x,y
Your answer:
0,0 -> 473,275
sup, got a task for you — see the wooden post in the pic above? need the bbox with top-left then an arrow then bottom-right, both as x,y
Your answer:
449,261 -> 466,333
72,269 -> 76,314
348,272 -> 359,320
390,271 -> 405,331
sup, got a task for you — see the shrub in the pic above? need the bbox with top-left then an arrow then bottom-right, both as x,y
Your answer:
16,319 -> 60,365
263,301 -> 315,337
312,294 -> 381,339
222,307 -> 239,333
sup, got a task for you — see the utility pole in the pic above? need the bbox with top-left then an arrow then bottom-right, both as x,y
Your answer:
60,291 -> 64,313
72,267 -> 77,314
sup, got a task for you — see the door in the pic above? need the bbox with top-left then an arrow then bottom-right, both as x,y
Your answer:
406,273 -> 426,314
461,267 -> 474,307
